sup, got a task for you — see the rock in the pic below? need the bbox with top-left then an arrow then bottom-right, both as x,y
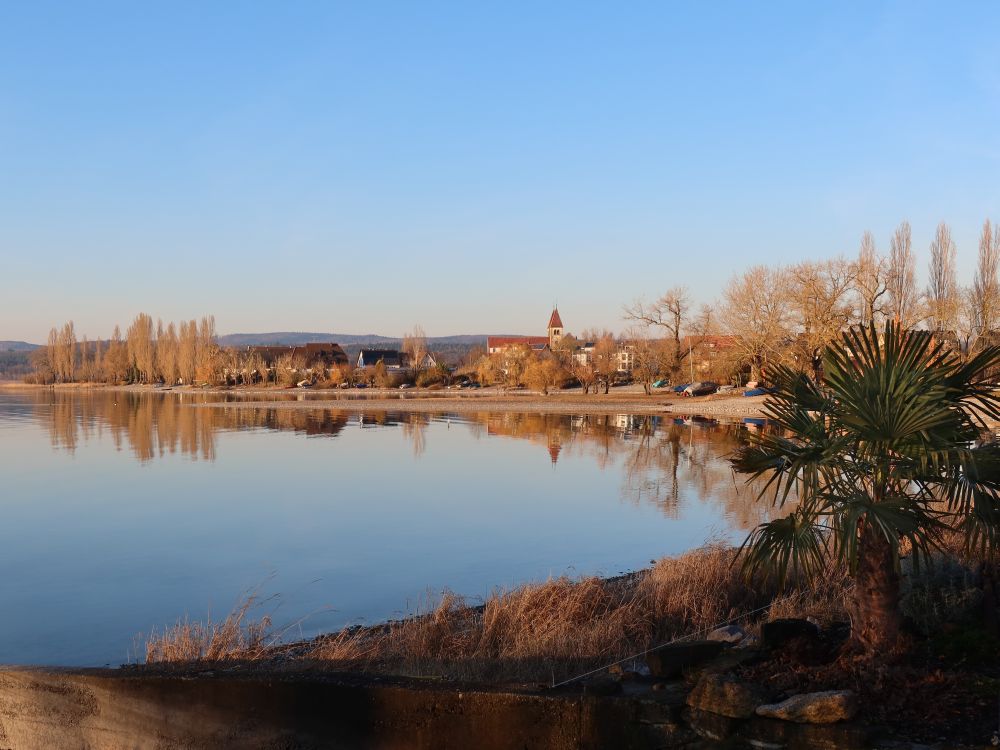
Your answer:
707,624 -> 746,644
698,646 -> 762,676
608,661 -> 649,679
644,640 -> 727,679
755,690 -> 858,723
686,673 -> 766,719
761,618 -> 820,649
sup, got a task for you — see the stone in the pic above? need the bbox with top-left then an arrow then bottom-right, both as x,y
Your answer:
685,673 -> 766,719
608,662 -> 645,682
761,618 -> 820,650
707,624 -> 746,644
755,690 -> 858,724
644,640 -> 727,679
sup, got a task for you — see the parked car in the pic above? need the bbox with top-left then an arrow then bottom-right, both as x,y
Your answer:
354,383 -> 368,389
399,383 -> 413,389
672,383 -> 690,393
684,381 -> 718,397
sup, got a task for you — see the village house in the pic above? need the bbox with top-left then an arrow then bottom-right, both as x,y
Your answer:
248,343 -> 348,369
356,349 -> 437,370
615,341 -> 637,373
357,349 -> 405,370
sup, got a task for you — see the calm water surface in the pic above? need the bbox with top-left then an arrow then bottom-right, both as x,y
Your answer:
0,390 -> 768,666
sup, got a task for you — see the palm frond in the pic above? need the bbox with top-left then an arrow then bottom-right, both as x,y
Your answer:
737,510 -> 827,587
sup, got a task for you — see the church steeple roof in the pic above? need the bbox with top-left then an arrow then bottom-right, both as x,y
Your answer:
548,307 -> 563,329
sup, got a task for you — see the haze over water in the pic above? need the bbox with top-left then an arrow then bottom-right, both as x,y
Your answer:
0,390 -> 767,666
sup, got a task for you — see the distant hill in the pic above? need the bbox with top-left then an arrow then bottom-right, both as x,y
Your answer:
0,349 -> 33,380
0,341 -> 39,352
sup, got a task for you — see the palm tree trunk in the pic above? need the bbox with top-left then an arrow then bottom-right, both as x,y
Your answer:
851,520 -> 903,653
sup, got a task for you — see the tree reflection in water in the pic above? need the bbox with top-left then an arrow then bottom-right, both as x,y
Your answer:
27,391 -> 777,529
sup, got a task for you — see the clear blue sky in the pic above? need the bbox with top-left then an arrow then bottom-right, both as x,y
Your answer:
3,2 -> 1000,343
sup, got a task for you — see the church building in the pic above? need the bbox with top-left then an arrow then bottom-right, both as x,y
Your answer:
486,307 -> 565,354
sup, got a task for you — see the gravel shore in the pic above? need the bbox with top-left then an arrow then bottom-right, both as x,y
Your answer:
2,382 -> 771,418
190,391 -> 770,418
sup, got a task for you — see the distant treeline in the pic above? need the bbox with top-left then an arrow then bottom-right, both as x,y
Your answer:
26,314 -> 477,387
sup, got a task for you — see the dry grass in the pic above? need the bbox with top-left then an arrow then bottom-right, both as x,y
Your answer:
143,545 -> 852,683
143,593 -> 274,663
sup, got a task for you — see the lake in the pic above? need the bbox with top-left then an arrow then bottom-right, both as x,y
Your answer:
0,389 -> 769,666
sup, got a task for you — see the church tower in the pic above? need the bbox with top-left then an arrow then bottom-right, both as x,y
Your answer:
547,307 -> 564,348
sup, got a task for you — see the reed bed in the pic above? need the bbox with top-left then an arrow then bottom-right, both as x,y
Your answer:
142,544 -> 854,682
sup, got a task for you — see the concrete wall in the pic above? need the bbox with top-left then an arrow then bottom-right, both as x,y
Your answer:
0,668 -> 691,750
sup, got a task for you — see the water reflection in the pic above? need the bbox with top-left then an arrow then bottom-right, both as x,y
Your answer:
13,390 -> 774,528
0,389 -> 783,666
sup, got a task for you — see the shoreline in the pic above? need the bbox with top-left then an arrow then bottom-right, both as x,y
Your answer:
1,381 -> 770,418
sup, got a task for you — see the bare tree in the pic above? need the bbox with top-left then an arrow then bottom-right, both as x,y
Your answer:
887,221 -> 920,327
691,303 -> 716,337
592,333 -> 619,394
719,265 -> 791,381
926,221 -> 959,334
195,316 -> 217,383
156,322 -> 179,385
475,352 -> 503,387
177,321 -> 197,384
856,231 -> 889,326
970,219 -> 1000,351
126,313 -> 155,383
402,324 -> 429,372
103,325 -> 129,383
626,330 -> 669,394
47,321 -> 77,382
788,257 -> 858,368
524,355 -> 567,395
624,286 -> 690,376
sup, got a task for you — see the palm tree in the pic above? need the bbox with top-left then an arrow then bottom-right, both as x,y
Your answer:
732,322 -> 1000,653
